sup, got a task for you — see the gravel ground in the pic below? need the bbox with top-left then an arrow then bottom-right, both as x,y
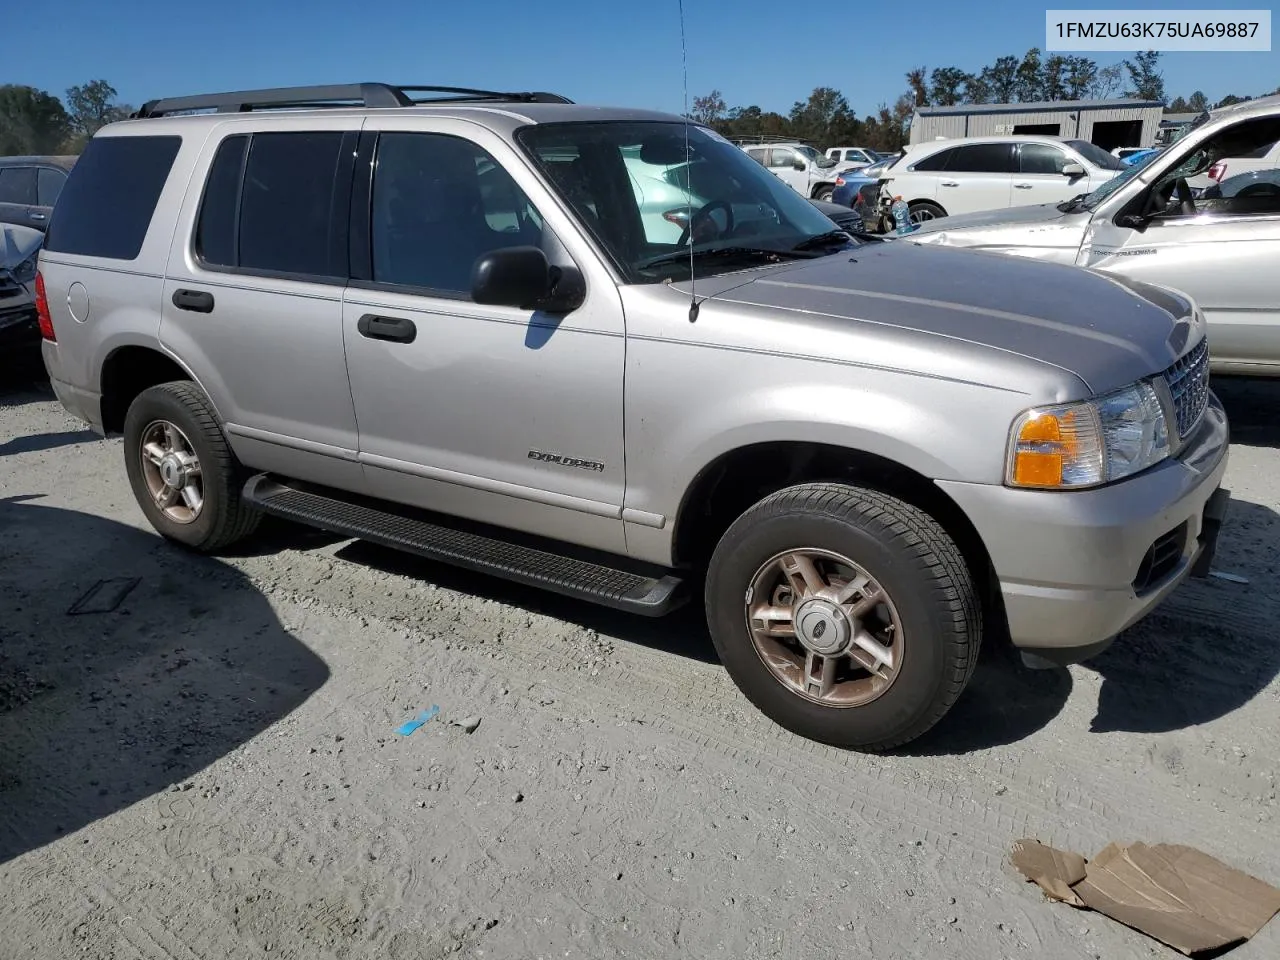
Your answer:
2,359 -> 1279,960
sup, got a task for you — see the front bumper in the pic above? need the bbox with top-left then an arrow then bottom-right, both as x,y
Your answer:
937,393 -> 1230,663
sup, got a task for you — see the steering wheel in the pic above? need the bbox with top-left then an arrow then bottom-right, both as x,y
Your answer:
677,199 -> 735,246
1174,177 -> 1197,216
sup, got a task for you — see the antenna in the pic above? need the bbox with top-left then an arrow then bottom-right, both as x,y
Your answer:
677,0 -> 699,323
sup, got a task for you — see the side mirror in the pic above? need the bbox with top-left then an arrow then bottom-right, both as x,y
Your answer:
793,159 -> 807,171
1114,213 -> 1147,231
471,246 -> 585,313
1061,161 -> 1085,177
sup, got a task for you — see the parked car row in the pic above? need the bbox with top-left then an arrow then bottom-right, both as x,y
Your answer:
909,93 -> 1280,377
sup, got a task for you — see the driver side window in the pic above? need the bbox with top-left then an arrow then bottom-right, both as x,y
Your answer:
769,148 -> 798,169
1149,116 -> 1280,220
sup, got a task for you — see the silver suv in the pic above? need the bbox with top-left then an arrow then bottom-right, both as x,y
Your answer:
37,83 -> 1230,751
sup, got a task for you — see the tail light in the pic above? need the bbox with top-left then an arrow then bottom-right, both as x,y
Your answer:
35,271 -> 55,342
1208,161 -> 1227,182
835,176 -> 846,186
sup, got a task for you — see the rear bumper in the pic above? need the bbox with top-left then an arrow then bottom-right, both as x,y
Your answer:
42,339 -> 105,434
0,304 -> 38,349
937,393 -> 1230,662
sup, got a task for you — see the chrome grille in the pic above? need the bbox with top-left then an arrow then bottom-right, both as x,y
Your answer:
1163,338 -> 1210,439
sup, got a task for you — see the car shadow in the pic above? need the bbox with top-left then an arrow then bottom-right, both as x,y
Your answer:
0,496 -> 329,866
0,429 -> 100,457
1086,496 -> 1280,734
332,539 -> 720,665
1214,376 -> 1280,449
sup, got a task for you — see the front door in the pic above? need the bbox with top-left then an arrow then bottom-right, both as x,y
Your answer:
341,119 -> 628,554
1014,142 -> 1092,208
767,147 -> 807,194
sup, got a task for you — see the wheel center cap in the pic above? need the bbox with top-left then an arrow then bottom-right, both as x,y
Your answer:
794,598 -> 852,656
159,455 -> 186,488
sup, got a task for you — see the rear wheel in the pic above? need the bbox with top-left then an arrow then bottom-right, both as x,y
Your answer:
908,200 -> 946,224
704,482 -> 981,751
123,381 -> 261,552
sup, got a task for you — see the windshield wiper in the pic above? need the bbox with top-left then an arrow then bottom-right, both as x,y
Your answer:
637,246 -> 808,271
791,229 -> 854,251
1056,194 -> 1089,212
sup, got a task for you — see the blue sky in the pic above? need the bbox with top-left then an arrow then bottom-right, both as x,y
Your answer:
6,0 -> 1275,117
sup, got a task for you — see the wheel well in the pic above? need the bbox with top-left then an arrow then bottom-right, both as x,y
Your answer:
811,183 -> 834,198
672,441 -> 1003,630
908,199 -> 947,216
99,347 -> 191,435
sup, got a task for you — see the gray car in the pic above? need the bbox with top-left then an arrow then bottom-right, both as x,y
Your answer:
0,223 -> 42,350
37,83 -> 1229,751
0,156 -> 77,232
909,95 -> 1280,377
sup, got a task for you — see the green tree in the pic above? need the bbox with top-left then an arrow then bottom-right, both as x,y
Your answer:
1215,94 -> 1250,108
964,73 -> 992,105
979,56 -> 1020,103
1123,51 -> 1165,101
1167,96 -> 1190,112
1187,90 -> 1209,112
0,85 -> 71,156
789,87 -> 855,146
690,90 -> 727,125
905,68 -> 929,107
1064,56 -> 1098,100
1040,54 -> 1069,100
928,67 -> 970,107
1090,63 -> 1124,99
1015,48 -> 1044,101
65,79 -> 133,140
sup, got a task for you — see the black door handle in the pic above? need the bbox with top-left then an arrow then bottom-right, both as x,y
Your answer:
172,289 -> 215,313
357,314 -> 417,344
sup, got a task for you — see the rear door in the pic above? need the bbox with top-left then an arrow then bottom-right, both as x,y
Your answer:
33,166 -> 69,227
159,116 -> 367,492
0,165 -> 38,229
936,143 -> 1014,215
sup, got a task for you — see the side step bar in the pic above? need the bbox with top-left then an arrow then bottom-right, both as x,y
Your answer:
242,475 -> 687,616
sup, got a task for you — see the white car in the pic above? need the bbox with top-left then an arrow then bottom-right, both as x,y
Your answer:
825,146 -> 880,168
740,142 -> 842,201
877,135 -> 1125,224
1187,138 -> 1280,191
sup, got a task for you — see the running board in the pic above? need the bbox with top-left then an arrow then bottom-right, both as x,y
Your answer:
242,475 -> 686,616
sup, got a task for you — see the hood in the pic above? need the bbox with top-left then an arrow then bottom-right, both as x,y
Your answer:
689,241 -> 1197,396
912,202 -> 1079,235
0,223 -> 42,269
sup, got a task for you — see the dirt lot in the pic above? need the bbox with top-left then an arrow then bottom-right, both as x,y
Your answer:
2,358 -> 1279,960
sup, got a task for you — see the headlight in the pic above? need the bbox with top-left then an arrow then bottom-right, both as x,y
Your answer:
1006,380 -> 1170,489
12,252 -> 38,285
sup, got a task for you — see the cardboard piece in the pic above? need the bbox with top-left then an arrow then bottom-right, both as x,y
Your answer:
1010,839 -> 1087,907
1012,839 -> 1280,956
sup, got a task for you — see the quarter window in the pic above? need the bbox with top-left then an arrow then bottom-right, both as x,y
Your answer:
37,168 -> 67,206
370,133 -> 544,296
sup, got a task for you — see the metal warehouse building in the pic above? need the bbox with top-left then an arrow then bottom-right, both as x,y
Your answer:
908,99 -> 1165,151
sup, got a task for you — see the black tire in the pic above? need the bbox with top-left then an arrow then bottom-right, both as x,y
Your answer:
123,380 -> 261,552
908,200 -> 946,224
813,185 -> 835,203
705,482 -> 981,751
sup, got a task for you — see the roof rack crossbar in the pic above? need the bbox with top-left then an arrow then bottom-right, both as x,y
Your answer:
132,83 -> 572,118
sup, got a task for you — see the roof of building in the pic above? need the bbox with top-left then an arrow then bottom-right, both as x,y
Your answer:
914,98 -> 1165,117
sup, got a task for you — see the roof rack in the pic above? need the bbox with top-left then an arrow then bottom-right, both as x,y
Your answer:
132,83 -> 573,118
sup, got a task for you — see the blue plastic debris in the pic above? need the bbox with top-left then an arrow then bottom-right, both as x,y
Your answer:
396,705 -> 440,736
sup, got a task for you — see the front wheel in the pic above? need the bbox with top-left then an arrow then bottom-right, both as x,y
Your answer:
705,482 -> 982,751
813,185 -> 835,203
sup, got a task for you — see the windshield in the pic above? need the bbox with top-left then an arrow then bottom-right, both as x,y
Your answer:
1065,140 -> 1124,171
1079,161 -> 1146,210
517,121 -> 846,283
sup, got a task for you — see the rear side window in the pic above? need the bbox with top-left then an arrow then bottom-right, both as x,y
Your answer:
44,136 -> 181,260
911,147 -> 955,171
948,143 -> 1015,173
195,131 -> 346,279
0,167 -> 37,204
37,167 -> 67,206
